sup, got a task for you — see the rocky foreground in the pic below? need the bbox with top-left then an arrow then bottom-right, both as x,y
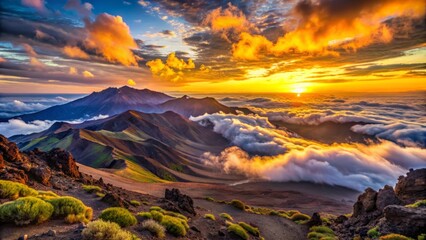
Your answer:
0,134 -> 425,240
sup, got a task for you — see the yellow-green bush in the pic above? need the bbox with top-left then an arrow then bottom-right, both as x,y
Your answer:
141,219 -> 166,238
0,196 -> 53,225
82,220 -> 139,240
47,196 -> 93,223
228,223 -> 249,240
37,190 -> 59,200
150,206 -> 164,212
307,226 -> 336,240
230,199 -> 245,210
238,222 -> 260,237
137,211 -> 152,220
130,200 -> 141,207
150,210 -> 164,222
82,185 -> 102,193
368,226 -> 380,239
291,213 -> 311,221
220,212 -> 233,221
160,215 -> 188,237
204,213 -> 215,221
0,180 -> 38,200
379,234 -> 411,240
99,207 -> 137,227
406,199 -> 426,208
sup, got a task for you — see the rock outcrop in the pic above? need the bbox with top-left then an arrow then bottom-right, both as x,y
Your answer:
0,135 -> 82,186
161,188 -> 196,216
334,168 -> 426,239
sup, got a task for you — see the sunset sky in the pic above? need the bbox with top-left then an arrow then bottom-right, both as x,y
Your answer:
0,0 -> 425,93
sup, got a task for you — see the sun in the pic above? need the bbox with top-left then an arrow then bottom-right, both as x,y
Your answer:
290,84 -> 308,97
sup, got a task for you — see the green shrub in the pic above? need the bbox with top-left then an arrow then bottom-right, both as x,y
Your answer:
0,196 -> 53,225
0,180 -> 38,199
230,199 -> 245,210
379,234 -> 412,240
141,219 -> 166,238
96,192 -> 106,198
82,220 -> 138,240
130,200 -> 141,207
160,215 -> 187,237
150,206 -> 164,212
238,222 -> 260,237
37,190 -> 59,200
205,197 -> 215,202
406,199 -> 426,208
47,196 -> 93,223
164,210 -> 187,221
82,185 -> 102,193
368,226 -> 381,239
99,207 -> 137,227
308,226 -> 336,240
228,223 -> 249,240
220,212 -> 233,221
137,211 -> 152,219
204,213 -> 215,221
150,210 -> 164,222
418,234 -> 426,240
291,213 -> 311,221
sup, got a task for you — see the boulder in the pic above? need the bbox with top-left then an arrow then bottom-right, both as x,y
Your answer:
395,168 -> 426,204
30,166 -> 52,186
376,185 -> 401,211
353,188 -> 377,217
382,205 -> 426,237
164,188 -> 195,215
0,154 -> 4,169
0,135 -> 23,162
101,192 -> 128,208
307,212 -> 322,227
45,148 -> 81,178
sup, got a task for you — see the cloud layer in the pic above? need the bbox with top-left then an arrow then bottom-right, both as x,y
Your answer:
191,112 -> 426,191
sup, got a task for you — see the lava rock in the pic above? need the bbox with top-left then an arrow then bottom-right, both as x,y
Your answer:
307,212 -> 322,227
395,168 -> 426,204
164,188 -> 195,215
376,185 -> 401,211
382,205 -> 426,238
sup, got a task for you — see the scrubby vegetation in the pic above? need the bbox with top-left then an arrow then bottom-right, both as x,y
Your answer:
161,215 -> 188,237
96,192 -> 106,198
37,190 -> 59,200
47,196 -> 93,223
228,223 -> 249,240
99,207 -> 137,227
141,219 -> 166,238
0,196 -> 53,225
230,199 -> 246,210
307,226 -> 337,240
291,212 -> 311,222
130,200 -> 141,206
368,226 -> 381,239
405,199 -> 426,208
379,234 -> 412,240
238,222 -> 260,237
82,220 -> 138,240
204,213 -> 215,221
0,180 -> 38,199
418,234 -> 426,240
205,196 -> 215,202
82,184 -> 102,193
220,212 -> 234,221
138,206 -> 189,237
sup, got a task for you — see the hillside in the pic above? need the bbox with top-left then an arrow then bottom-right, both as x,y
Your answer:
11,110 -> 239,183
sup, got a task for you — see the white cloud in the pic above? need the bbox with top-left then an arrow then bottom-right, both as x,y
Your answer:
0,100 -> 46,114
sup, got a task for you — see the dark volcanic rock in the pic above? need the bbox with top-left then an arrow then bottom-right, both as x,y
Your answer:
101,192 -> 129,208
0,135 -> 24,162
164,188 -> 195,215
395,168 -> 426,204
382,205 -> 426,237
353,188 -> 377,217
376,185 -> 401,211
30,166 -> 52,186
307,212 -> 322,227
45,148 -> 81,178
0,154 -> 4,169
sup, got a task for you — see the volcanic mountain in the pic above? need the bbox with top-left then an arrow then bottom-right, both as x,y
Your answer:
11,110 -> 240,183
1,86 -> 250,122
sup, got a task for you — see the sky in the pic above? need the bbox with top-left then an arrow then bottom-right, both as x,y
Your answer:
0,0 -> 425,93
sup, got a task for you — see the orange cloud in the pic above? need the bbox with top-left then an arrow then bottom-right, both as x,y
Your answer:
69,67 -> 77,75
84,13 -> 138,66
63,46 -> 89,59
22,43 -> 44,67
146,52 -> 195,82
204,3 -> 252,42
82,70 -> 94,78
231,0 -> 426,60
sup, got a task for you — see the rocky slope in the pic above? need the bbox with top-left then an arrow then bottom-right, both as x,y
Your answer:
333,168 -> 426,239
